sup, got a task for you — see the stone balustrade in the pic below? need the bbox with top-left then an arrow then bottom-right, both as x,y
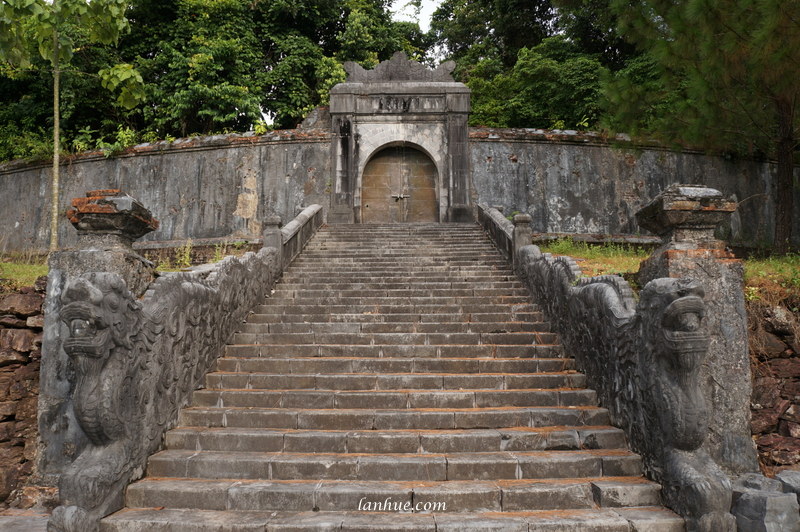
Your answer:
479,185 -> 798,531
37,191 -> 323,532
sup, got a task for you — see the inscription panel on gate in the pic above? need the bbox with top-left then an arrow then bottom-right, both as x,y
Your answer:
356,95 -> 445,114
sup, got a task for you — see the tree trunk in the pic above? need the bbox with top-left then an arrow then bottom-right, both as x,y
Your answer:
774,98 -> 795,254
50,32 -> 61,252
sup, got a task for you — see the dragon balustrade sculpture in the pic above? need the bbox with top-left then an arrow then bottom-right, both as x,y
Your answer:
46,250 -> 279,532
38,191 -> 294,532
517,245 -> 735,531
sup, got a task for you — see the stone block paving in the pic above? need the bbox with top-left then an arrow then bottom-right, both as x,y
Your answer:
101,223 -> 685,531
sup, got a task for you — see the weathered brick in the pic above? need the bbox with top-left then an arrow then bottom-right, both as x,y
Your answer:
0,329 -> 36,352
0,349 -> 27,368
0,294 -> 43,317
0,401 -> 16,420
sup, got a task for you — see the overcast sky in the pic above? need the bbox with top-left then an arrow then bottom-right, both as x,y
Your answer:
392,0 -> 442,32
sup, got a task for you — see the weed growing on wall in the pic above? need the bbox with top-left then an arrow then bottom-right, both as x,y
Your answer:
744,254 -> 800,308
174,240 -> 193,269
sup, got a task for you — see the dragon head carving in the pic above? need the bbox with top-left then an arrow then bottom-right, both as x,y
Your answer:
60,273 -> 144,446
639,277 -> 710,452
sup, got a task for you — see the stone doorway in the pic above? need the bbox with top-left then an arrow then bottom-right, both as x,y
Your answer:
361,146 -> 438,223
328,52 -> 471,224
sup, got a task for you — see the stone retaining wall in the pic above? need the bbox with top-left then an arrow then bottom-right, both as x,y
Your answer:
0,130 -> 331,253
749,300 -> 800,471
2,128 -> 797,252
0,281 -> 44,505
470,128 -> 800,249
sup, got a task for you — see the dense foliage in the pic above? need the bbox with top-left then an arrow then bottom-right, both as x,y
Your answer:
432,0 -> 798,250
603,0 -> 800,252
0,0 -> 429,160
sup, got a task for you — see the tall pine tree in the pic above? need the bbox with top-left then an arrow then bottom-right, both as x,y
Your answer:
608,0 -> 799,252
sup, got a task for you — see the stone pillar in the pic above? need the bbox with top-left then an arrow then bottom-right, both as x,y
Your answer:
54,189 -> 159,297
637,184 -> 758,475
512,214 -> 532,269
262,214 -> 283,263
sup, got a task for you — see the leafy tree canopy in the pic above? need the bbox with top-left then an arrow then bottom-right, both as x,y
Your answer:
0,0 -> 433,154
468,36 -> 605,129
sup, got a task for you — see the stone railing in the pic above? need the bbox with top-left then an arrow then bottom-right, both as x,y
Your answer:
479,186 -> 796,531
280,205 -> 324,269
476,204 -> 532,269
477,204 -> 513,261
37,191 -> 323,532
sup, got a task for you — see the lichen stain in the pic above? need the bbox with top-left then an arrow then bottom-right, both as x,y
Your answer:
233,192 -> 258,219
304,167 -> 317,195
234,173 -> 258,219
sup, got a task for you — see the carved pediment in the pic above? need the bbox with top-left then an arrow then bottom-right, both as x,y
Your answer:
343,52 -> 456,83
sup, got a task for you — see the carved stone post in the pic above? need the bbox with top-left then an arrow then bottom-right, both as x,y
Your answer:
39,190 -> 159,532
57,189 -> 159,297
637,184 -> 758,473
262,213 -> 283,265
512,214 -> 532,269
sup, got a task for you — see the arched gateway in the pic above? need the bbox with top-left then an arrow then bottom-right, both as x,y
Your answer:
328,52 -> 471,223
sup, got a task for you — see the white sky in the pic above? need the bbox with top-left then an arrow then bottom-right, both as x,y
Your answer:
392,0 -> 442,32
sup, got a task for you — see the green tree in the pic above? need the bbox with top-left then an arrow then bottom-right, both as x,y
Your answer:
554,0 -> 638,70
608,0 -> 800,252
0,0 -> 141,250
133,0 -> 266,137
0,0 -> 434,161
468,36 -> 605,129
431,0 -> 556,70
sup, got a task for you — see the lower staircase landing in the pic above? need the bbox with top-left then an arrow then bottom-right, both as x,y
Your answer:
102,224 -> 683,531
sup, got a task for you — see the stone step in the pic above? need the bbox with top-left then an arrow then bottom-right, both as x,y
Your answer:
297,245 -> 499,253
268,287 -> 531,298
250,303 -> 536,315
245,312 -> 544,324
275,281 -> 525,290
290,258 -> 508,266
123,476 -> 661,514
298,251 -> 501,258
230,331 -> 557,346
191,388 -> 596,410
205,372 -> 586,391
178,405 -> 611,430
285,266 -> 513,274
224,343 -> 565,359
237,321 -> 550,334
164,426 -> 627,453
215,357 -> 576,375
259,297 -> 533,308
101,507 -> 684,532
145,449 -> 642,481
103,223 -> 681,530
287,259 -> 511,266
279,274 -> 520,283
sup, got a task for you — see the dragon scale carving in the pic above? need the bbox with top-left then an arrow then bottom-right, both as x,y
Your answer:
46,249 -> 280,532
516,245 -> 735,531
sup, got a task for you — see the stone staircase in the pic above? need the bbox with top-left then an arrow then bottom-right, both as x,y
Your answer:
102,224 -> 683,531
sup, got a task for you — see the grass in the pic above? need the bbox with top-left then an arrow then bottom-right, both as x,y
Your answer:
539,239 -> 800,305
743,254 -> 800,307
0,240 -> 797,306
537,238 -> 650,278
0,261 -> 48,292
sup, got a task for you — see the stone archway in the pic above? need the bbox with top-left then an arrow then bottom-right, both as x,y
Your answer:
328,52 -> 471,224
361,146 -> 439,223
